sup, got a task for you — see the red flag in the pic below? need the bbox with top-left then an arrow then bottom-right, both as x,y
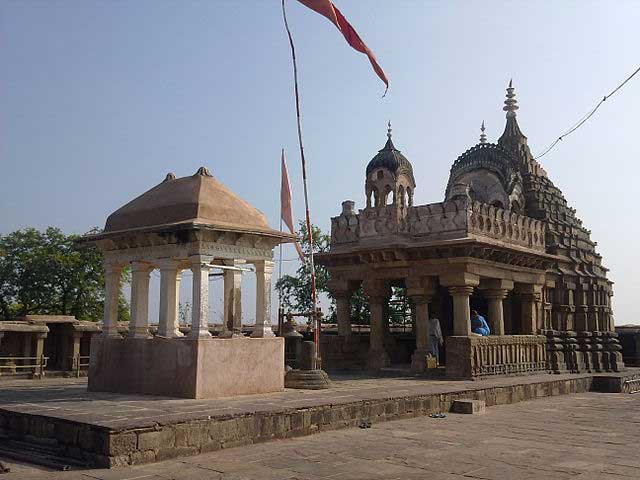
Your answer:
280,149 -> 305,261
296,0 -> 389,92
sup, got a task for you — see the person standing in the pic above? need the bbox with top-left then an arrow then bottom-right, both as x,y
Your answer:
427,312 -> 444,362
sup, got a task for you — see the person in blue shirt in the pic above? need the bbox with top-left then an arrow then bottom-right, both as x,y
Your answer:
471,310 -> 491,336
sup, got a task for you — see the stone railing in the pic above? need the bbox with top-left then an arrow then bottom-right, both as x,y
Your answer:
467,201 -> 545,251
446,335 -> 547,379
330,197 -> 545,253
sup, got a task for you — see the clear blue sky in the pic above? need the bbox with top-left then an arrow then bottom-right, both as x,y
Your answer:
2,1 -> 639,324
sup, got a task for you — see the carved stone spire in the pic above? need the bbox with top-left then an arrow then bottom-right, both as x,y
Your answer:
382,120 -> 396,151
503,79 -> 518,117
479,120 -> 487,144
498,79 -> 528,148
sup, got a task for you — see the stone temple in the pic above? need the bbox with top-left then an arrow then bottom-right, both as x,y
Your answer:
318,82 -> 623,378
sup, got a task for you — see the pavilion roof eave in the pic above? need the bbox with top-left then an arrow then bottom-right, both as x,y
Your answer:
80,220 -> 298,244
317,236 -> 561,264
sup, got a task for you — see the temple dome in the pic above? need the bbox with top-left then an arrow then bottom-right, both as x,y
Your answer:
365,136 -> 414,181
104,167 -> 278,235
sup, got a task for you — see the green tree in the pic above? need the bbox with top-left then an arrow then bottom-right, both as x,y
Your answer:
0,227 -> 129,321
275,222 -> 371,326
276,221 -> 330,315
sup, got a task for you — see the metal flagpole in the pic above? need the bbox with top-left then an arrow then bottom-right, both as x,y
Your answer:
281,0 -> 321,366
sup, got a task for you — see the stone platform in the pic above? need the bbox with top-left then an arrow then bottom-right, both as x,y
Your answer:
0,370 -> 638,469
89,336 -> 284,398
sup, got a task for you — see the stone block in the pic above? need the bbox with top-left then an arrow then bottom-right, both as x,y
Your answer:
88,336 -> 284,399
451,399 -> 486,415
107,432 -> 137,456
55,423 -> 78,445
130,450 -> 156,465
137,428 -> 175,451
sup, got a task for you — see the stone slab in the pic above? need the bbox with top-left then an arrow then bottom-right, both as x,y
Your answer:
88,336 -> 284,399
0,370 -> 638,468
451,399 -> 486,414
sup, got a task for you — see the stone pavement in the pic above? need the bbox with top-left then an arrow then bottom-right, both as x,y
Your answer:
3,392 -> 639,480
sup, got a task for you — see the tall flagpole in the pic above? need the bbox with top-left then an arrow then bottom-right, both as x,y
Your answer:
277,152 -> 284,335
281,0 -> 321,364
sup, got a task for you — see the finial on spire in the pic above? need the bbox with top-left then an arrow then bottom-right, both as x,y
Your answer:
503,79 -> 519,118
387,120 -> 392,139
479,120 -> 487,144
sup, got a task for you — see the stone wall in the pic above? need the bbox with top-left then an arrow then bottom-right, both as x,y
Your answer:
616,327 -> 640,366
0,374 -> 597,468
320,335 -> 369,371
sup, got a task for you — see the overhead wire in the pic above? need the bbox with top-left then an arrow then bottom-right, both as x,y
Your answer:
534,65 -> 640,160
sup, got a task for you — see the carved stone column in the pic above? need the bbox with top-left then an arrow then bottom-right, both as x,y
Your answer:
189,255 -> 213,338
158,260 -> 183,338
363,280 -> 390,370
35,332 -> 47,378
407,277 -> 436,372
251,260 -> 275,338
129,261 -> 152,338
440,272 -> 479,337
449,286 -> 474,336
335,294 -> 352,337
70,331 -> 83,371
327,278 -> 356,337
516,284 -> 543,334
479,280 -> 513,336
222,260 -> 244,338
102,262 -> 123,337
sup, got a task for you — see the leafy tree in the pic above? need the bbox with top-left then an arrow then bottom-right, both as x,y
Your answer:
275,222 -> 371,326
276,221 -> 330,316
0,227 -> 129,321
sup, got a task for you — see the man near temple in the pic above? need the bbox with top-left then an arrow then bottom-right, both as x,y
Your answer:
471,310 -> 491,336
427,312 -> 444,363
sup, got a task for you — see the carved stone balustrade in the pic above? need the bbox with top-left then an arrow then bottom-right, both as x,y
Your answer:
446,335 -> 547,379
330,196 -> 545,254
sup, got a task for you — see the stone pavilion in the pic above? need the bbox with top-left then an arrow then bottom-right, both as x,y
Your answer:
318,82 -> 623,378
84,167 -> 296,398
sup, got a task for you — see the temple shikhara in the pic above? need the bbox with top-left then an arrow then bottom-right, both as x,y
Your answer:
318,82 -> 623,378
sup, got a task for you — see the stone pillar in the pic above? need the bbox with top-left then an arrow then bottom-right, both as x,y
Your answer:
190,255 -> 213,338
407,277 -> 436,372
251,260 -> 275,338
35,332 -> 47,378
479,279 -> 513,336
363,280 -> 390,370
221,260 -> 244,338
440,272 -> 479,337
158,260 -> 184,338
102,262 -> 123,337
0,332 -> 3,377
129,261 -> 152,338
516,284 -> 543,334
449,287 -> 474,336
335,294 -> 352,337
70,331 -> 83,372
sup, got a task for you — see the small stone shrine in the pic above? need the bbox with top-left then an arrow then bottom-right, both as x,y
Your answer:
317,82 -> 624,378
84,167 -> 296,398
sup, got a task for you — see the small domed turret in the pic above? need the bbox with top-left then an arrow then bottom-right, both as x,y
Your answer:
365,122 -> 416,209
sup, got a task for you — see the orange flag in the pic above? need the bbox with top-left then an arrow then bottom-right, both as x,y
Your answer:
296,0 -> 389,92
280,149 -> 305,261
